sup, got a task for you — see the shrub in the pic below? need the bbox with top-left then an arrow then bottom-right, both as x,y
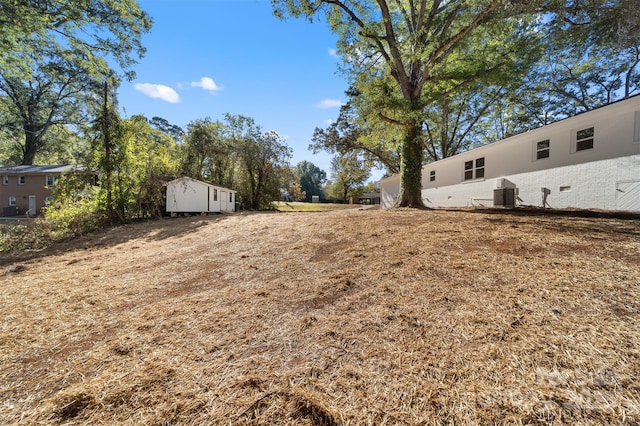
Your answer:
44,188 -> 107,240
0,176 -> 108,253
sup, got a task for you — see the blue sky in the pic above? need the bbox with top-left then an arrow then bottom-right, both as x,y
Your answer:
118,0 -> 376,180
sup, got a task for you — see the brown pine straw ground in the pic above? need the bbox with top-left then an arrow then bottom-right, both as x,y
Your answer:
1,207 -> 639,425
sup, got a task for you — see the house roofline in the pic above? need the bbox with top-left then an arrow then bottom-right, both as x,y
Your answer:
164,176 -> 237,193
380,94 -> 640,183
0,164 -> 86,174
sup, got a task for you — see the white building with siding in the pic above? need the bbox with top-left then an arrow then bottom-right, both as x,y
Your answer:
380,95 -> 640,211
165,177 -> 236,214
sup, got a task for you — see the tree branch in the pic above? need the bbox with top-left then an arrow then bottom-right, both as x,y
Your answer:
417,0 -> 501,96
323,0 -> 392,63
378,112 -> 412,128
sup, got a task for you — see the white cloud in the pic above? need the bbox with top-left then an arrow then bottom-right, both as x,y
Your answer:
317,99 -> 343,109
191,77 -> 223,92
324,119 -> 335,125
328,48 -> 338,58
134,83 -> 180,103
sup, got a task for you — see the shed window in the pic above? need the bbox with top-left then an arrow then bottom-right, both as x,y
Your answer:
429,170 -> 436,182
464,157 -> 485,181
2,176 -> 7,185
214,189 -> 217,201
229,192 -> 232,202
575,127 -> 594,152
536,139 -> 550,160
18,176 -> 25,185
8,196 -> 16,206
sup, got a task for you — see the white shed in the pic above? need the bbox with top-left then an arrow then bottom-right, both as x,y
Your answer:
165,177 -> 236,214
381,95 -> 640,211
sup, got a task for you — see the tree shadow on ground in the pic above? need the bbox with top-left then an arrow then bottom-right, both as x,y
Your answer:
459,206 -> 640,237
0,213 -> 237,267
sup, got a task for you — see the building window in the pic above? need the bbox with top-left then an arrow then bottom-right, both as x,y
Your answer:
1,176 -> 7,185
213,189 -> 217,201
45,196 -> 53,205
46,176 -> 56,186
464,157 -> 485,181
536,139 -> 550,160
8,196 -> 16,206
229,192 -> 232,202
575,127 -> 594,152
18,176 -> 25,185
429,170 -> 436,182
476,158 -> 485,178
464,161 -> 473,180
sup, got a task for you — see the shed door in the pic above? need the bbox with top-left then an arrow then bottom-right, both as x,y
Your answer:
208,187 -> 215,211
616,180 -> 640,211
221,191 -> 227,211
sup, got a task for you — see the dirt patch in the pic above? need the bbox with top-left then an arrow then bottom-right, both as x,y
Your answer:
0,208 -> 639,425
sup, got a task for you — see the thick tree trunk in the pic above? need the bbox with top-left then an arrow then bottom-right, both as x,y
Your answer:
21,131 -> 39,165
396,123 -> 426,208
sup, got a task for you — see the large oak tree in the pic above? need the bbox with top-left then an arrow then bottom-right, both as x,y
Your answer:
273,0 -> 634,207
0,0 -> 151,165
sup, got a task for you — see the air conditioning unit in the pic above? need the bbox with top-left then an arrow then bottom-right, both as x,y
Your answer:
494,188 -> 516,207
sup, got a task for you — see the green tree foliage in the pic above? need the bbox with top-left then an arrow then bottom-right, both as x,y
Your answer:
0,112 -> 22,164
0,0 -> 152,77
274,0 -> 543,207
92,86 -> 179,223
311,88 -> 402,175
462,1 -> 640,144
149,116 -> 184,142
540,0 -> 640,49
226,115 -> 292,210
422,83 -> 510,160
526,36 -> 640,119
296,160 -> 327,202
100,115 -> 179,221
0,49 -> 99,165
471,13 -> 640,143
171,113 -> 296,211
0,0 -> 152,165
274,0 -> 633,207
44,170 -> 105,240
311,81 -> 515,174
281,167 -> 306,201
327,153 -> 370,202
181,117 -> 235,188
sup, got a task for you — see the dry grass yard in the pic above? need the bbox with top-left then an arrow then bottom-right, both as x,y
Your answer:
0,208 -> 639,425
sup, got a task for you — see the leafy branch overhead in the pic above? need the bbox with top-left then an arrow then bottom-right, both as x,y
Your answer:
0,0 -> 152,78
0,0 -> 152,165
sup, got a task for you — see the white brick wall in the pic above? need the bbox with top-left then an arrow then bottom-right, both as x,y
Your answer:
418,155 -> 640,210
380,96 -> 640,211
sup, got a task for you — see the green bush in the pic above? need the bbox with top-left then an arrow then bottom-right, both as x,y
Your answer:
0,178 -> 108,253
45,189 -> 107,240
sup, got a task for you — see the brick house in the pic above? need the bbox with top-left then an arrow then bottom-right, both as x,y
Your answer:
0,165 -> 85,216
